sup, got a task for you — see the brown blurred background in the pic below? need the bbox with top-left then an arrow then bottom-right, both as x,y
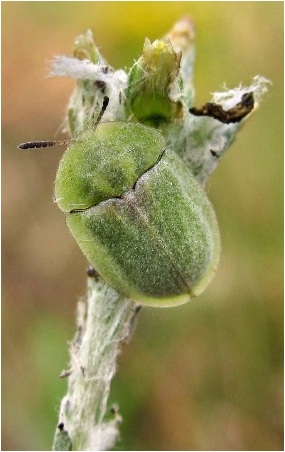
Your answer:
2,2 -> 283,450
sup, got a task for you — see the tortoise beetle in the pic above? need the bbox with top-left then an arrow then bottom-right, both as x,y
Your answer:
19,99 -> 220,307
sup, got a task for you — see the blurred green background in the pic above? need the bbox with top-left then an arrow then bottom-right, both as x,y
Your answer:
2,2 -> 283,450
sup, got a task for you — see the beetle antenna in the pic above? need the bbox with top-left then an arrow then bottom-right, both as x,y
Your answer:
18,97 -> 110,150
94,96 -> 109,128
18,139 -> 71,150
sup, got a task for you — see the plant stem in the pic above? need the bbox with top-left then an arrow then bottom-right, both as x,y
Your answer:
53,275 -> 138,451
51,20 -> 269,450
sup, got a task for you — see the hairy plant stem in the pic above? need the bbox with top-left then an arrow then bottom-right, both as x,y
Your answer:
53,276 -> 138,451
51,18 -> 269,450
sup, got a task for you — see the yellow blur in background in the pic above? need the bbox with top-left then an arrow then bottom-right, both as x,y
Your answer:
2,2 -> 283,450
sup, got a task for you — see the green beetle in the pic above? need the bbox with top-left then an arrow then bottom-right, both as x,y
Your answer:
19,102 -> 220,307
54,120 -> 220,307
19,90 -> 257,307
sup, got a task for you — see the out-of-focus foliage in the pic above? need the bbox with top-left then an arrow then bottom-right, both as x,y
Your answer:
2,2 -> 283,450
